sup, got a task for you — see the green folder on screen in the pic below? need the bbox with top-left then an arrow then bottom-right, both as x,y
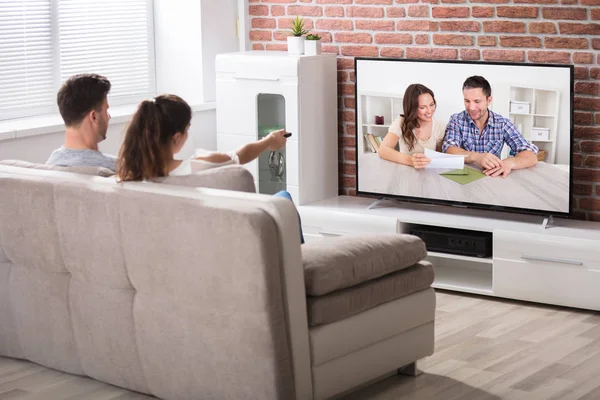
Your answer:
440,168 -> 486,185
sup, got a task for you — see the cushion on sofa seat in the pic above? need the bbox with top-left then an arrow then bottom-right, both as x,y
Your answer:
302,234 -> 427,296
155,165 -> 256,193
0,160 -> 113,177
307,261 -> 434,327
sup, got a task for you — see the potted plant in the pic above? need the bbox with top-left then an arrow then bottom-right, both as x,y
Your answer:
305,33 -> 322,56
287,16 -> 308,55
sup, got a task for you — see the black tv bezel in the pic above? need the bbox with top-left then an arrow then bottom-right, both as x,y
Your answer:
353,57 -> 575,219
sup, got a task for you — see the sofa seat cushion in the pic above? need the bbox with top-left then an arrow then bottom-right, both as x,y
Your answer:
0,160 -> 113,177
302,234 -> 427,296
307,261 -> 434,327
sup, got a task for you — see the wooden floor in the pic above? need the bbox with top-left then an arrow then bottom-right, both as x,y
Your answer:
2,290 -> 600,400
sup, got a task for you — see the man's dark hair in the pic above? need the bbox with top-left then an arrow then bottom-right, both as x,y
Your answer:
57,74 -> 111,127
462,75 -> 492,98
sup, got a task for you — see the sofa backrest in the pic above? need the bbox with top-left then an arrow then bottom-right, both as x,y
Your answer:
0,159 -> 114,176
156,164 -> 256,193
0,166 -> 310,400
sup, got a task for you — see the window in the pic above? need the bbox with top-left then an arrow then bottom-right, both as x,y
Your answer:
0,0 -> 155,121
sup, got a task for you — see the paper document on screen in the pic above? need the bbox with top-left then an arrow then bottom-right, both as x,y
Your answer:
423,148 -> 466,169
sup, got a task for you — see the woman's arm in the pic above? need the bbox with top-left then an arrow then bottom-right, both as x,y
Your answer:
378,132 -> 430,168
236,129 -> 287,164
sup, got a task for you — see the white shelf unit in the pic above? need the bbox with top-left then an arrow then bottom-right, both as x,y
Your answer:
215,51 -> 338,205
508,86 -> 560,164
358,91 -> 403,154
299,196 -> 600,311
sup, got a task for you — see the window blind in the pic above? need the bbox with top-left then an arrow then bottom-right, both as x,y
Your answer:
0,0 -> 155,121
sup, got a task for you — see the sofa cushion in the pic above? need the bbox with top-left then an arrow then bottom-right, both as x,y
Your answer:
0,159 -> 113,177
307,261 -> 434,327
155,165 -> 256,193
302,234 -> 427,296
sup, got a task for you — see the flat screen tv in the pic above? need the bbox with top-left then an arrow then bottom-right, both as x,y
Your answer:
354,57 -> 574,218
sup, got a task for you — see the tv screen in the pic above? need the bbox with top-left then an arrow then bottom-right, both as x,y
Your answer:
355,58 -> 573,217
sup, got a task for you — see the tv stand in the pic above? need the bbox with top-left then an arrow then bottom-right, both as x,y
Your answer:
299,195 -> 600,311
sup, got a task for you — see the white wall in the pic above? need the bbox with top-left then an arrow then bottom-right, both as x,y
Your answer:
0,109 -> 217,163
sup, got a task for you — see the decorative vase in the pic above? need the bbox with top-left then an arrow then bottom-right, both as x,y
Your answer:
287,36 -> 305,55
304,39 -> 322,56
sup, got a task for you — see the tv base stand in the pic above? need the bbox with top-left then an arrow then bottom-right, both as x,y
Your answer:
299,195 -> 600,312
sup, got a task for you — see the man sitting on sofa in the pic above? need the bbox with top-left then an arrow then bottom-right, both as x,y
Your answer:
46,74 -> 116,171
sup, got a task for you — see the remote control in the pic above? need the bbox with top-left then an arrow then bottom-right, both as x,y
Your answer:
284,133 -> 292,138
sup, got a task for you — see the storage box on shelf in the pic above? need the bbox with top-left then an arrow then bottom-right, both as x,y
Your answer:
299,195 -> 600,311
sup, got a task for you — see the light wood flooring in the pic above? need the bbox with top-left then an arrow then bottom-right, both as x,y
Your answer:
2,290 -> 600,400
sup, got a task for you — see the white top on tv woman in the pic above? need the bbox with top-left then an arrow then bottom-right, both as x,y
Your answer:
378,83 -> 446,169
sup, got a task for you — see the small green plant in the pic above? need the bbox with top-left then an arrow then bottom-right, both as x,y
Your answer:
306,33 -> 321,41
290,16 -> 309,37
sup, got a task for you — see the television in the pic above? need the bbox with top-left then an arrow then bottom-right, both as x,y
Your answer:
354,57 -> 574,218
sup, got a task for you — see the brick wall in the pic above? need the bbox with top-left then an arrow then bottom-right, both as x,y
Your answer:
248,0 -> 600,220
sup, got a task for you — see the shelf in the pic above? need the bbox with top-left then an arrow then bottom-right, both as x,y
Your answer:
530,139 -> 554,143
430,262 -> 494,296
427,251 -> 493,264
362,124 -> 389,128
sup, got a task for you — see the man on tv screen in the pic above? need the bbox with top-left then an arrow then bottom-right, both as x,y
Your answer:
442,75 -> 538,178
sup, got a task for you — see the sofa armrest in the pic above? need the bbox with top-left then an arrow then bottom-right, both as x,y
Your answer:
302,234 -> 427,296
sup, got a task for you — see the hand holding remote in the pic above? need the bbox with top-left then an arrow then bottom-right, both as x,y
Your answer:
267,129 -> 289,151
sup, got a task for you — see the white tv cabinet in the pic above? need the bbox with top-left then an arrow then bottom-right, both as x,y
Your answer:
299,196 -> 600,311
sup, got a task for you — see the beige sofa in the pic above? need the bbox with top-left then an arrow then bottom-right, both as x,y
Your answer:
0,162 -> 435,400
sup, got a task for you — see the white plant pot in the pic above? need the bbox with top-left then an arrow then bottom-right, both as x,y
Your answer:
304,40 -> 322,56
287,36 -> 305,55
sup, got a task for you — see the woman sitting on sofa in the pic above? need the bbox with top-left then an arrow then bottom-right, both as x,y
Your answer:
116,94 -> 304,242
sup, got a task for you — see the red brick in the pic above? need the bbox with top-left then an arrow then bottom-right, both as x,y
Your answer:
324,6 -> 345,17
249,30 -> 272,41
573,53 -> 595,64
460,49 -> 481,60
593,39 -> 600,50
341,110 -> 356,122
575,112 -> 593,124
339,84 -> 355,95
528,50 -> 571,64
355,20 -> 395,30
597,114 -> 600,124
380,47 -> 405,58
478,36 -> 497,46
356,0 -> 393,3
344,97 -> 356,109
343,149 -> 356,162
580,198 -> 600,211
315,20 -> 352,30
545,38 -> 589,50
581,0 -> 600,5
442,0 -> 466,3
543,7 -> 588,20
497,6 -> 538,18
433,34 -> 474,46
374,33 -> 413,44
279,18 -> 314,30
273,31 -> 289,41
573,183 -> 593,195
559,23 -> 600,35
439,21 -> 480,32
432,6 -> 470,18
338,71 -> 349,82
342,176 -> 357,189
252,18 -> 276,29
562,0 -> 578,4
409,5 -> 430,17
593,9 -> 600,20
406,47 -> 458,59
575,82 -> 599,95
483,21 -> 526,33
393,0 -> 418,3
252,43 -> 265,50
337,58 -> 354,69
575,66 -> 588,79
574,168 -> 600,182
323,45 -> 340,54
316,0 -> 352,3
422,0 -> 440,4
345,124 -> 356,136
574,153 -> 584,167
346,6 -> 385,17
581,141 -> 600,152
575,126 -> 600,139
482,49 -> 526,62
335,33 -> 373,43
470,0 -> 508,3
340,46 -> 379,57
472,6 -> 494,17
266,43 -> 288,51
386,7 -> 406,17
415,34 -> 430,44
589,212 -> 600,223
249,5 -> 268,16
592,68 -> 600,80
500,36 -> 542,48
341,162 -> 357,175
397,20 -> 437,31
266,0 -> 296,2
288,6 -> 323,16
529,22 -> 557,34
271,6 -> 285,16
514,0 -> 557,3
